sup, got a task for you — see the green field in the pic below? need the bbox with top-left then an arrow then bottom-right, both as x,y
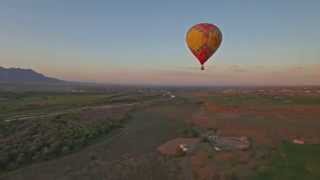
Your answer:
254,142 -> 320,180
208,93 -> 320,107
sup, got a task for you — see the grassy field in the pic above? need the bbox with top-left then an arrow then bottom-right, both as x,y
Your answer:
254,142 -> 320,180
0,92 -> 116,118
207,93 -> 320,107
0,91 -> 163,119
185,90 -> 320,180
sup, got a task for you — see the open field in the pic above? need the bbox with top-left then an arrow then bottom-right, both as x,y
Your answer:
1,86 -> 320,180
184,87 -> 320,180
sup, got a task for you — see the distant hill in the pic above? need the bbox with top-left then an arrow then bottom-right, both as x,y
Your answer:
0,67 -> 63,83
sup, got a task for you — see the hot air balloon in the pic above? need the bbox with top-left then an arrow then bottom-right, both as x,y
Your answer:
186,23 -> 222,70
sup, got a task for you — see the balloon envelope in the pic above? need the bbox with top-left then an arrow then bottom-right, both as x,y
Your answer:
186,23 -> 222,70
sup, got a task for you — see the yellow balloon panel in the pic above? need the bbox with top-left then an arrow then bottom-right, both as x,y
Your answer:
186,28 -> 206,52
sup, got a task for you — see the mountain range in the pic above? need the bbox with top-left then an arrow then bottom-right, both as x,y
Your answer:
0,67 -> 63,83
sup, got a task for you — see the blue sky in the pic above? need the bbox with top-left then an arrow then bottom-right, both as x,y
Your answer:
1,0 -> 319,85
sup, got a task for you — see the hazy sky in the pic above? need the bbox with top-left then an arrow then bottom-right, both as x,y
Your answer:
1,0 -> 319,86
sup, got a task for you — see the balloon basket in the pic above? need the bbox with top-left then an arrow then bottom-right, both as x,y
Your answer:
201,65 -> 205,71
